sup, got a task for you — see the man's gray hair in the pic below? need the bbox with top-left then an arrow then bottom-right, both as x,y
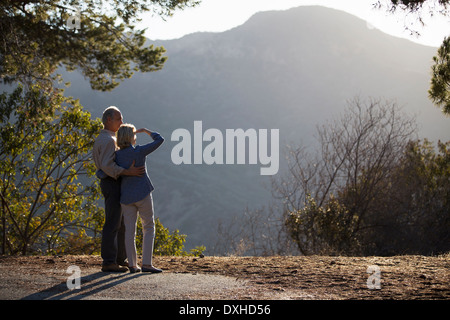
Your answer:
102,106 -> 121,124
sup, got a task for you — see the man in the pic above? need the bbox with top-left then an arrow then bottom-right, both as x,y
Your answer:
93,106 -> 145,272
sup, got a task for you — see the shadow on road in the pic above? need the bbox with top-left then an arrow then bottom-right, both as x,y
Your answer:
22,271 -> 145,300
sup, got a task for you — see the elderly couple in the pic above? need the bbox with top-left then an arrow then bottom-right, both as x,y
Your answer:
93,106 -> 164,273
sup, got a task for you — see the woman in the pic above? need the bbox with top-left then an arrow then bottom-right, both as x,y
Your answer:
115,123 -> 164,273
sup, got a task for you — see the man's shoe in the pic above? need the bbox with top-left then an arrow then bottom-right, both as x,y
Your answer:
101,263 -> 128,272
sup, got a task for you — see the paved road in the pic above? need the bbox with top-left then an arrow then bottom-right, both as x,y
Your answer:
0,266 -> 257,300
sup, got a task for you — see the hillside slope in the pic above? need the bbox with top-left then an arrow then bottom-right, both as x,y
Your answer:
62,6 -> 449,252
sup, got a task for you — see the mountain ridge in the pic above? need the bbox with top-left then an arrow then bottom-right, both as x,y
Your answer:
61,6 -> 449,253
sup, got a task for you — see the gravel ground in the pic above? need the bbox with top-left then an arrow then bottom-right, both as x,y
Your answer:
0,254 -> 449,300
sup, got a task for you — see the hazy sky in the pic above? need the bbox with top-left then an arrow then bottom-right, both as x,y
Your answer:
138,0 -> 449,47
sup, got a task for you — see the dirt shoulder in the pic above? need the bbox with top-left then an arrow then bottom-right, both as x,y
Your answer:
0,254 -> 449,300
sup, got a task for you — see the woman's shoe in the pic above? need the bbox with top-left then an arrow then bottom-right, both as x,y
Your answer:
142,265 -> 163,273
129,266 -> 141,273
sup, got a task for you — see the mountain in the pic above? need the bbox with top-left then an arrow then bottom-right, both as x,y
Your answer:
62,6 -> 449,253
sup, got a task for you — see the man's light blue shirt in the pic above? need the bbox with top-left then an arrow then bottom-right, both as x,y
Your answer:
115,132 -> 164,205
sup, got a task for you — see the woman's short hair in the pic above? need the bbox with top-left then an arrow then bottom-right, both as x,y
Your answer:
117,124 -> 136,149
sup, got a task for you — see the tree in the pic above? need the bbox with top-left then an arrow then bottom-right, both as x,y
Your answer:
364,139 -> 450,255
285,195 -> 357,255
1,0 -> 199,90
279,98 -> 449,255
277,98 -> 418,255
0,83 -> 103,254
382,0 -> 449,12
0,0 -> 202,255
429,36 -> 450,115
374,0 -> 450,116
374,0 -> 449,32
